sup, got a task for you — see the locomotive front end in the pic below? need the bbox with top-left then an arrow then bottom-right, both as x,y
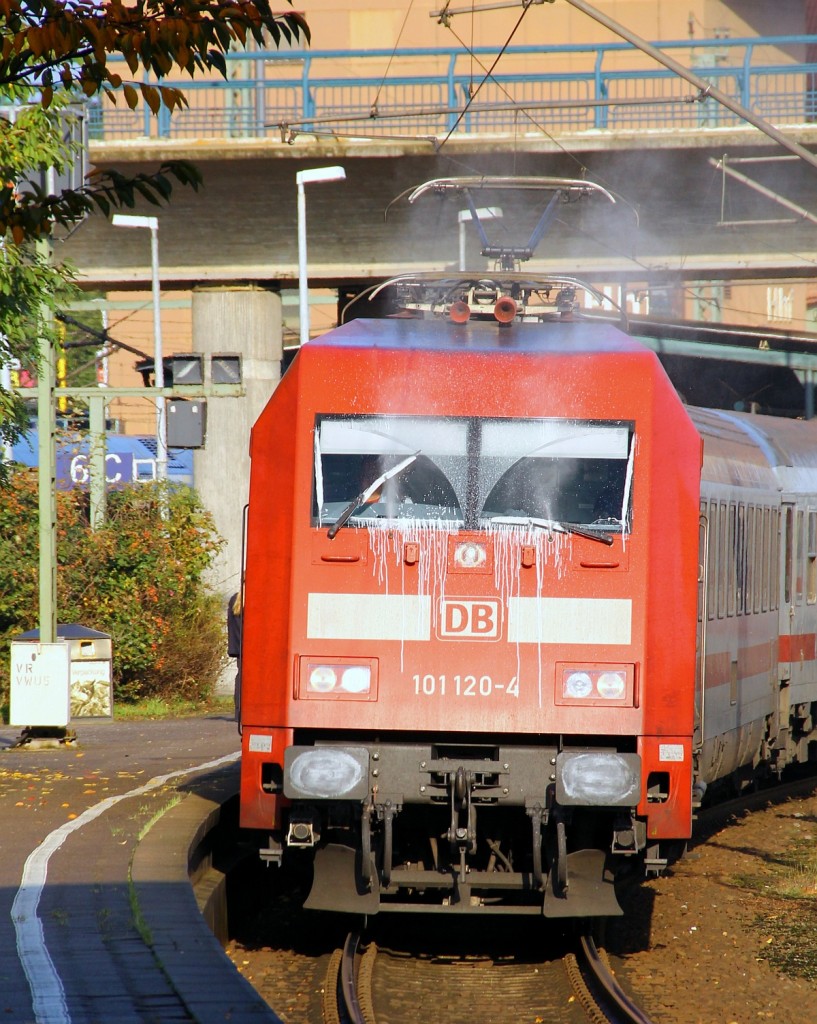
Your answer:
240,313 -> 701,918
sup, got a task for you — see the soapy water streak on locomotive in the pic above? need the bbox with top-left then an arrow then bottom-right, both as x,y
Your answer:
238,178 -> 817,919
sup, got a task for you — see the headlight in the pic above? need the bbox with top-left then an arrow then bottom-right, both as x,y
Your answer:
340,667 -> 371,693
454,541 -> 487,569
597,671 -> 626,699
564,671 -> 593,698
284,746 -> 370,799
299,658 -> 377,700
557,665 -> 633,706
308,666 -> 337,692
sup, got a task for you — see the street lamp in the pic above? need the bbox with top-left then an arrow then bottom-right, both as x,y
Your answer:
111,213 -> 167,483
296,166 -> 346,347
457,207 -> 503,271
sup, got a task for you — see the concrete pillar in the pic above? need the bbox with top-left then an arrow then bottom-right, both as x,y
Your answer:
192,284 -> 282,599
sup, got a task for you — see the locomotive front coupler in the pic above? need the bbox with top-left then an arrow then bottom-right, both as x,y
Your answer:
446,765 -> 477,882
526,802 -> 547,889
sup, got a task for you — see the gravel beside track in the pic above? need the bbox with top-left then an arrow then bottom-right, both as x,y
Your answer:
606,778 -> 817,1024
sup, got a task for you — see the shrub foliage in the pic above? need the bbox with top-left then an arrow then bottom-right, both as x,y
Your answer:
0,470 -> 225,707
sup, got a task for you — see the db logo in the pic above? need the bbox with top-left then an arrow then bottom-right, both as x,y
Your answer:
438,599 -> 501,640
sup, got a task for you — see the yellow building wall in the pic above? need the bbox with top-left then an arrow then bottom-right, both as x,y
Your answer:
303,2 -> 804,53
104,292 -> 193,436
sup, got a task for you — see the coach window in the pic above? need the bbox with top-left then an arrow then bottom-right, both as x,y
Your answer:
773,508 -> 781,611
707,501 -> 717,621
717,502 -> 727,618
796,509 -> 805,604
784,507 -> 793,606
698,504 -> 707,623
761,508 -> 770,612
727,503 -> 737,617
746,506 -> 755,615
757,507 -> 765,610
807,511 -> 817,605
736,503 -> 746,615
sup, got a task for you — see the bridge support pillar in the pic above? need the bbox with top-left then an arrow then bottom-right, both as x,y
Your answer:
191,283 -> 283,601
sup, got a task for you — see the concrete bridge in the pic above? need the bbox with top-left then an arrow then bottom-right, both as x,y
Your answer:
64,34 -> 817,289
65,124 -> 817,291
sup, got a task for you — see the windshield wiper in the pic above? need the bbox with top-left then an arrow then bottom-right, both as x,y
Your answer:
327,454 -> 419,539
488,515 -> 614,546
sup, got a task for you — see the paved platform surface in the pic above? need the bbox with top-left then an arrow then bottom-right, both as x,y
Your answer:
0,714 -> 278,1024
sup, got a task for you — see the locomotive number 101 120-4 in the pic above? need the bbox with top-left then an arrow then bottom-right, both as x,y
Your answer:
412,673 -> 520,698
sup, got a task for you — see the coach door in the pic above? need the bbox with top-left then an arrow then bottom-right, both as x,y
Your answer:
780,502 -> 817,691
779,501 -> 797,686
694,507 -> 709,752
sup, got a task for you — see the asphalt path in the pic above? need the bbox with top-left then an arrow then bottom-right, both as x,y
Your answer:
0,715 -> 247,1024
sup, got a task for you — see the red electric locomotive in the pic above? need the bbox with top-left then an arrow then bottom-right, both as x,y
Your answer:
239,270 -> 703,917
238,180 -> 817,917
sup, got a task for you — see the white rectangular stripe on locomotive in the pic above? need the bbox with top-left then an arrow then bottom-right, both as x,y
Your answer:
507,597 -> 632,645
307,593 -> 632,645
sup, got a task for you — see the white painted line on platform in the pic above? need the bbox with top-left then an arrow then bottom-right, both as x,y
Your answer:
11,749 -> 241,1024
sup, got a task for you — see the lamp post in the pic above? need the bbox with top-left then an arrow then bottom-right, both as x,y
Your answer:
457,206 -> 503,271
296,166 -> 346,347
111,214 -> 167,483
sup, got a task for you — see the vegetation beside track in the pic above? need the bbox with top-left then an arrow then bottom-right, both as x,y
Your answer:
113,694 -> 235,721
0,470 -> 227,713
732,825 -> 817,982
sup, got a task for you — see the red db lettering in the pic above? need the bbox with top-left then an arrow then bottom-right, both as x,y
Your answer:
439,599 -> 500,640
471,603 -> 494,634
445,603 -> 468,634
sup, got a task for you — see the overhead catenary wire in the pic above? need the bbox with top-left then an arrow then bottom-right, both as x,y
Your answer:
561,0 -> 817,175
370,0 -> 416,116
433,0 -> 817,173
437,0 -> 534,148
297,0 -> 817,324
276,92 -> 701,134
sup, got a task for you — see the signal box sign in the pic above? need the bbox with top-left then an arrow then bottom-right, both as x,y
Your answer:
9,642 -> 71,727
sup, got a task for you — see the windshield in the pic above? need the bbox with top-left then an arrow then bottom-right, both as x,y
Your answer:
313,414 -> 634,532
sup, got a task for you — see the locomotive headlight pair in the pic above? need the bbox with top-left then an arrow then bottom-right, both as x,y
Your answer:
564,670 -> 625,700
300,658 -> 377,700
557,665 -> 633,706
309,665 -> 370,693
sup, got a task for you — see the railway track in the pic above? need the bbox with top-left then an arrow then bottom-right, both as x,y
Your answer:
321,929 -> 657,1024
322,933 -> 371,1024
225,770 -> 817,1023
565,935 -> 656,1024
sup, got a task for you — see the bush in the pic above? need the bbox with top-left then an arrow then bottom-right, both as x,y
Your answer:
0,469 -> 225,708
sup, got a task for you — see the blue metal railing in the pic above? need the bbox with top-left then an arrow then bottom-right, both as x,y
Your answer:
88,35 -> 817,142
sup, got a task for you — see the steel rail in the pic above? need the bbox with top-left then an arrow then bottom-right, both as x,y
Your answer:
565,935 -> 656,1024
339,933 -> 368,1024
